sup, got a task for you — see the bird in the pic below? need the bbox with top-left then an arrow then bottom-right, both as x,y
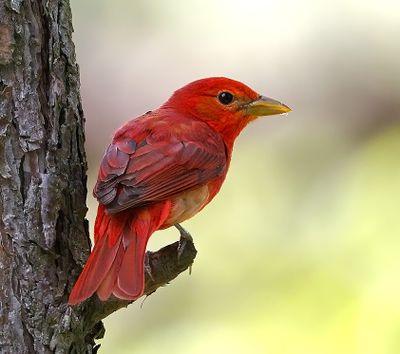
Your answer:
68,77 -> 291,305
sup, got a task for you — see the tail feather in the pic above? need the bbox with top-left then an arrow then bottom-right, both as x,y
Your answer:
96,241 -> 124,301
69,202 -> 172,305
68,234 -> 120,305
114,233 -> 147,299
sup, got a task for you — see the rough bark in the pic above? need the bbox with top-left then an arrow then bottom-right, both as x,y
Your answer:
0,1 -> 197,353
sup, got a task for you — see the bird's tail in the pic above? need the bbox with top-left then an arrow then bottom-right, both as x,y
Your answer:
68,203 -> 171,305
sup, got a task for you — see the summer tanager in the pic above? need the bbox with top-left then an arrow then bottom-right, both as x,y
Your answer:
69,77 -> 291,305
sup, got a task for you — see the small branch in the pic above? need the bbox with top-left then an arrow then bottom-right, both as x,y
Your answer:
80,237 -> 197,337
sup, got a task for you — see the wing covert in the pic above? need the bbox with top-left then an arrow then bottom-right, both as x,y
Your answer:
94,119 -> 227,214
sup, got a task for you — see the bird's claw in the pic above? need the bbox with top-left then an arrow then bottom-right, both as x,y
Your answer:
175,223 -> 193,242
175,224 -> 194,265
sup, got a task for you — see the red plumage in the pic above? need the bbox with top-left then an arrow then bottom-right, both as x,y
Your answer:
69,77 -> 290,304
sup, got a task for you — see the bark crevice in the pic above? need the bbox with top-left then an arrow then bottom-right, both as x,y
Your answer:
0,0 -> 197,352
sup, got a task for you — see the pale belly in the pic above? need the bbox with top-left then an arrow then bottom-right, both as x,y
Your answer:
162,185 -> 210,227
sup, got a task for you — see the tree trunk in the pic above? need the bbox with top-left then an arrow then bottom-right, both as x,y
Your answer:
0,1 -> 196,353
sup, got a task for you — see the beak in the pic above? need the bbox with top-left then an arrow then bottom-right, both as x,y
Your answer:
245,95 -> 291,117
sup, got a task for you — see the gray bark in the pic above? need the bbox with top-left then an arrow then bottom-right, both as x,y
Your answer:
0,1 -> 196,353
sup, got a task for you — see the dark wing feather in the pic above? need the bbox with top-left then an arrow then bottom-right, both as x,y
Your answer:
94,121 -> 227,214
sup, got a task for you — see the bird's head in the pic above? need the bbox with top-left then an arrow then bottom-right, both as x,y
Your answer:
162,77 -> 291,144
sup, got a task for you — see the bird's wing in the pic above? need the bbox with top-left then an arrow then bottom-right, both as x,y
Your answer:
94,118 -> 227,214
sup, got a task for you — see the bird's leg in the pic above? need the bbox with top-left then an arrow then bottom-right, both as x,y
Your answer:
175,223 -> 194,269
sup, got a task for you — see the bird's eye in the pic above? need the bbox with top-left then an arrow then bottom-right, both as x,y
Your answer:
218,92 -> 234,105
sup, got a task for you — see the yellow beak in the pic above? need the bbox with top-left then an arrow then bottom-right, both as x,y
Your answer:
245,95 -> 291,117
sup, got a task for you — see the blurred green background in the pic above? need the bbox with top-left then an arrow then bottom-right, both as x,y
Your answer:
70,0 -> 400,353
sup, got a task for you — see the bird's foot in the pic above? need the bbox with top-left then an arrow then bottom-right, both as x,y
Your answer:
175,223 -> 193,242
175,223 -> 194,266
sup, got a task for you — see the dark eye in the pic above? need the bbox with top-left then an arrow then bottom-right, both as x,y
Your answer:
218,91 -> 234,105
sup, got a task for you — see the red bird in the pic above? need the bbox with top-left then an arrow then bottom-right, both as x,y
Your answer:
69,77 -> 290,304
